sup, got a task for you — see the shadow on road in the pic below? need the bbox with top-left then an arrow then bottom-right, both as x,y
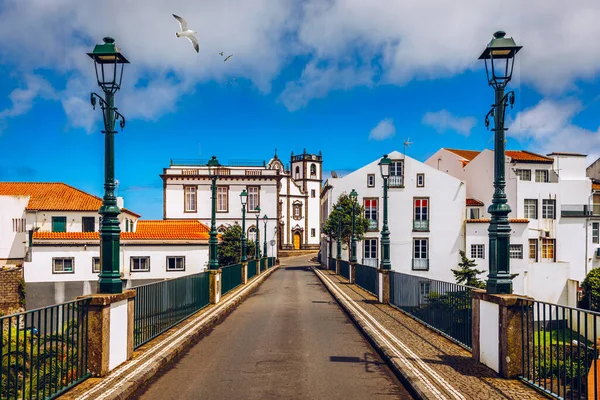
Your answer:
282,266 -> 312,271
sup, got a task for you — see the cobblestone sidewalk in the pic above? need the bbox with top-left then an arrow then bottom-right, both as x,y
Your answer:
315,268 -> 547,400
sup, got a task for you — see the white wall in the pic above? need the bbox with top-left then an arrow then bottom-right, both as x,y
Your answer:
0,195 -> 30,260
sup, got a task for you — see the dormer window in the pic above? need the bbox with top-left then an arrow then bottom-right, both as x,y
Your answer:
468,208 -> 480,219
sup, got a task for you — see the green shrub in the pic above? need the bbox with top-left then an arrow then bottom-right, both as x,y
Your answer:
580,268 -> 600,311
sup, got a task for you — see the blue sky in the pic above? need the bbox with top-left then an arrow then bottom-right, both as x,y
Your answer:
1,1 -> 600,219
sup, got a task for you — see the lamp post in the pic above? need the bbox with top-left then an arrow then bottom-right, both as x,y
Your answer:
336,206 -> 343,260
349,189 -> 358,263
479,31 -> 522,295
88,37 -> 129,294
255,206 -> 261,258
263,215 -> 268,257
207,156 -> 221,270
240,190 -> 248,262
379,155 -> 391,270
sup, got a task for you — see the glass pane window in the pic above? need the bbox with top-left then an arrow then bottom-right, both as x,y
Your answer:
417,173 -> 425,187
131,257 -> 150,272
535,169 -> 549,183
184,186 -> 197,212
167,256 -> 185,271
541,238 -> 555,260
367,174 -> 375,187
509,244 -> 523,259
413,239 -> 428,259
593,222 -> 599,244
524,199 -> 538,219
471,244 -> 485,259
53,258 -> 74,273
516,169 -> 531,181
389,161 -> 403,187
92,257 -> 100,273
248,227 -> 257,242
364,199 -> 378,230
542,199 -> 556,219
414,198 -> 429,221
528,239 -> 538,261
364,239 -> 377,259
217,186 -> 228,212
248,186 -> 259,211
469,208 -> 480,219
82,217 -> 95,232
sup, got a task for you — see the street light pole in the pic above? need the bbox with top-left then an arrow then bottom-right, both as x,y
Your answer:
240,190 -> 248,262
263,215 -> 268,257
479,31 -> 522,295
349,189 -> 358,263
207,156 -> 221,270
379,155 -> 391,270
336,206 -> 343,260
255,206 -> 261,258
88,37 -> 129,294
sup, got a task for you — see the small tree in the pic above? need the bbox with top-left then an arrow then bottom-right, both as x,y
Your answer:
217,224 -> 255,266
580,268 -> 600,311
323,193 -> 370,250
452,250 -> 486,289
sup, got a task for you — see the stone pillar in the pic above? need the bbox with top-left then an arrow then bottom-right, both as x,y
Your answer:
471,290 -> 531,378
209,269 -> 222,304
257,258 -> 262,275
378,269 -> 390,304
80,290 -> 136,377
335,259 -> 340,275
241,262 -> 248,285
349,262 -> 356,284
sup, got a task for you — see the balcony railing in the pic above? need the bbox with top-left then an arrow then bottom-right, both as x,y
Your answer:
412,258 -> 429,271
561,204 -> 600,217
413,219 -> 429,231
368,219 -> 378,230
362,258 -> 378,268
388,175 -> 403,188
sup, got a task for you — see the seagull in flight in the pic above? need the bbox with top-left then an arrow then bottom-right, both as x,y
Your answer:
173,14 -> 199,53
224,54 -> 233,62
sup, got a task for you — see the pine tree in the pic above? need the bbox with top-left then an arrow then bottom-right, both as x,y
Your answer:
451,250 -> 486,289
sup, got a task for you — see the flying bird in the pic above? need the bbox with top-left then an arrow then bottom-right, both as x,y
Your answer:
223,54 -> 233,62
219,52 -> 224,56
173,14 -> 199,53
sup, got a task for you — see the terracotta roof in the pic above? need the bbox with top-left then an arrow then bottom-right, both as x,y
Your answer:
0,182 -> 141,217
547,152 -> 587,157
466,218 -> 529,223
34,220 -> 210,241
506,150 -> 553,163
444,149 -> 481,161
466,198 -> 484,206
593,183 -> 600,192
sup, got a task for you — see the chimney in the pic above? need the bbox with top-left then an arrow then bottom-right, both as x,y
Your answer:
117,197 -> 124,209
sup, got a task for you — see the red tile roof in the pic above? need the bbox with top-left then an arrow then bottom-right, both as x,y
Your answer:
33,220 -> 210,241
505,150 -> 553,163
547,152 -> 587,157
466,198 -> 484,206
0,182 -> 141,217
444,149 -> 481,161
593,183 -> 600,192
466,218 -> 529,223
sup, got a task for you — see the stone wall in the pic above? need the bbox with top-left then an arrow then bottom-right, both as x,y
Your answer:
0,266 -> 24,315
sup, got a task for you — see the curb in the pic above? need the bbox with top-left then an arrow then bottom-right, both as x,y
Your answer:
312,267 -> 434,400
61,266 -> 280,400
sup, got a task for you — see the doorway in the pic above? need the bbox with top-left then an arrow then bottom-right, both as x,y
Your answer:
293,232 -> 302,250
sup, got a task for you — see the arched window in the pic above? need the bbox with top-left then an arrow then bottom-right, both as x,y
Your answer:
217,225 -> 227,234
310,164 -> 316,177
248,226 -> 257,242
293,202 -> 303,220
295,166 -> 300,180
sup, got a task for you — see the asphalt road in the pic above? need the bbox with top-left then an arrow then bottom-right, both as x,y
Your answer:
131,256 -> 412,400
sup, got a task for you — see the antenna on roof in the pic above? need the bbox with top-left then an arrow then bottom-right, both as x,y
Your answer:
403,138 -> 413,159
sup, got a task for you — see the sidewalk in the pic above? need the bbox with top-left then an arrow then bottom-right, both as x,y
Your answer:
313,268 -> 547,400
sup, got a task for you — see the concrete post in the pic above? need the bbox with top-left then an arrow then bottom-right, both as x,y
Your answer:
256,258 -> 262,275
471,290 -> 531,378
80,290 -> 136,377
335,259 -> 340,275
209,269 -> 222,304
378,269 -> 390,304
349,262 -> 356,284
241,262 -> 248,285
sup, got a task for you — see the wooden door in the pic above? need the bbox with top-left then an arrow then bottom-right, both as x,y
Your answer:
293,232 -> 301,250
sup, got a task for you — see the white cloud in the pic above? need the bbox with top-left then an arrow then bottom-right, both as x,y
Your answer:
0,74 -> 55,120
422,110 -> 476,137
368,118 -> 396,141
508,99 -> 600,163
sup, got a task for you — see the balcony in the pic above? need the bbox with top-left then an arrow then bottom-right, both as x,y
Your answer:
413,219 -> 429,231
388,175 -> 403,188
368,219 -> 378,231
362,258 -> 378,268
412,258 -> 429,271
561,204 -> 600,217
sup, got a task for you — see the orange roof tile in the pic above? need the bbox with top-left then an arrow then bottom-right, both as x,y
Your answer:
444,149 -> 481,161
466,198 -> 484,206
505,150 -> 553,163
0,182 -> 141,217
466,218 -> 529,223
593,183 -> 600,192
33,220 -> 209,241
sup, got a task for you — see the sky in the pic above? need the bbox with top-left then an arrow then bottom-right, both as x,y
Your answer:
1,0 -> 600,219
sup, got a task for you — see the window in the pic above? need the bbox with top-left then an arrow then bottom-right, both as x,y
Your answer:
593,222 -> 599,244
419,282 -> 431,305
471,244 -> 485,259
53,257 -> 74,274
92,257 -> 100,273
131,257 -> 150,272
529,239 -> 538,261
12,218 -> 26,233
295,166 -> 300,180
413,198 -> 429,231
535,169 -> 549,183
311,228 -> 316,237
184,186 -> 197,212
364,199 -> 378,230
52,216 -> 66,233
509,244 -> 523,259
217,225 -> 227,234
217,186 -> 228,212
541,238 -> 555,261
389,161 -> 404,187
310,164 -> 317,177
413,239 -> 429,270
248,226 -> 257,242
367,174 -> 375,187
469,208 -> 480,219
167,256 -> 185,271
311,189 -> 316,198
363,239 -> 377,267
416,173 -> 425,187
524,199 -> 538,219
82,217 -> 95,232
516,169 -> 531,181
247,186 -> 259,211
293,202 -> 302,219
542,199 -> 556,219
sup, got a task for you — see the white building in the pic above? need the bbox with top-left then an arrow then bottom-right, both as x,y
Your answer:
162,150 -> 323,254
320,150 -> 466,284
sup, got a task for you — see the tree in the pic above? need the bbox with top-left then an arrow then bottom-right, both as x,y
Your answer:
323,193 -> 370,250
451,250 -> 486,289
580,268 -> 600,311
217,224 -> 255,266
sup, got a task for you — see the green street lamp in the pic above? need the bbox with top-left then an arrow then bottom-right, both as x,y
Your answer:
240,190 -> 248,262
336,206 -> 343,260
255,206 -> 261,258
263,215 -> 268,257
379,155 -> 392,270
88,37 -> 129,294
207,156 -> 221,270
479,31 -> 522,295
349,189 -> 358,263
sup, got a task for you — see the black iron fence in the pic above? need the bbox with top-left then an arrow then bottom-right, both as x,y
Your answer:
355,263 -> 378,296
0,298 -> 91,399
389,272 -> 473,349
329,257 -> 335,270
520,299 -> 600,399
339,260 -> 350,280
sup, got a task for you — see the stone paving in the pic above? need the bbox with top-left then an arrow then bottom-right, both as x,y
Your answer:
316,268 -> 547,400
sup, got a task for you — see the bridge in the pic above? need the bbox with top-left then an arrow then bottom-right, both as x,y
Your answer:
0,255 -> 597,399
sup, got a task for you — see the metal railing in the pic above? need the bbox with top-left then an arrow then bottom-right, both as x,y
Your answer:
221,264 -> 243,296
329,257 -> 336,271
339,260 -> 350,280
519,299 -> 600,399
413,219 -> 429,231
389,175 -> 403,187
134,272 -> 209,349
267,257 -> 275,268
247,260 -> 257,279
561,204 -> 600,217
355,263 -> 378,296
362,258 -> 378,268
0,298 -> 91,399
389,272 -> 473,349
